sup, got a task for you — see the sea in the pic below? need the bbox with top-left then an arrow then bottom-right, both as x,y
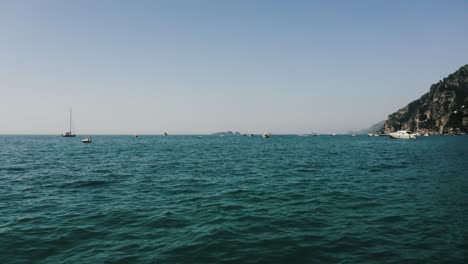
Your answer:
0,135 -> 467,263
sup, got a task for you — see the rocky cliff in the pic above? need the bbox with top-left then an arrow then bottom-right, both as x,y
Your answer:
383,65 -> 468,134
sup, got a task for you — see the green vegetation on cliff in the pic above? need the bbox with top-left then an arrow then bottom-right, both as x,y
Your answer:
384,65 -> 468,134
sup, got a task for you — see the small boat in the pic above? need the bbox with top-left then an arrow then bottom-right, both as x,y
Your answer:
388,130 -> 417,139
423,133 -> 429,137
262,132 -> 271,138
82,137 -> 92,143
164,132 -> 168,136
352,134 -> 356,137
62,108 -> 76,137
134,134 -> 139,138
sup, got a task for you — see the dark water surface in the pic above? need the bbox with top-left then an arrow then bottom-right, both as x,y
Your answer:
0,135 -> 467,263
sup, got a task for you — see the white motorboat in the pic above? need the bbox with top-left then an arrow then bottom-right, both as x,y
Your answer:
82,137 -> 92,143
262,132 -> 271,138
388,130 -> 417,139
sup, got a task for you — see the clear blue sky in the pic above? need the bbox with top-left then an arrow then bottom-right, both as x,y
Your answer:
0,0 -> 467,134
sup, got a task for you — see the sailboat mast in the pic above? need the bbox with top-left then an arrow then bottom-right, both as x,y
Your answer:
70,108 -> 72,133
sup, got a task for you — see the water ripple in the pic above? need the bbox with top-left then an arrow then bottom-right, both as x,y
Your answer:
0,135 -> 467,263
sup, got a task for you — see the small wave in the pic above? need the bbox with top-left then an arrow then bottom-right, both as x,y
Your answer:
368,163 -> 408,172
64,180 -> 110,188
347,201 -> 382,209
92,169 -> 112,174
375,215 -> 405,223
1,167 -> 27,172
295,167 -> 319,173
145,214 -> 190,229
220,204 -> 245,211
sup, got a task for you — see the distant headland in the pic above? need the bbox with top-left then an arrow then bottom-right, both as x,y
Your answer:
362,64 -> 468,135
212,131 -> 242,136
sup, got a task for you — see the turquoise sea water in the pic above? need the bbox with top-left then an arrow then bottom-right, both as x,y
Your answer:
0,135 -> 467,263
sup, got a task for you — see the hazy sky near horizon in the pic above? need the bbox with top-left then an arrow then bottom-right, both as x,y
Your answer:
1,0 -> 467,134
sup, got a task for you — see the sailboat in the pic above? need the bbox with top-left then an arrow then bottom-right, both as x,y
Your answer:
62,108 -> 76,137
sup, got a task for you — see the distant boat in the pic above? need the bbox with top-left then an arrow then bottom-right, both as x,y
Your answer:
164,132 -> 168,136
134,134 -> 139,138
423,133 -> 430,137
82,137 -> 92,143
352,134 -> 356,137
62,108 -> 76,137
262,132 -> 271,138
388,130 -> 417,139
